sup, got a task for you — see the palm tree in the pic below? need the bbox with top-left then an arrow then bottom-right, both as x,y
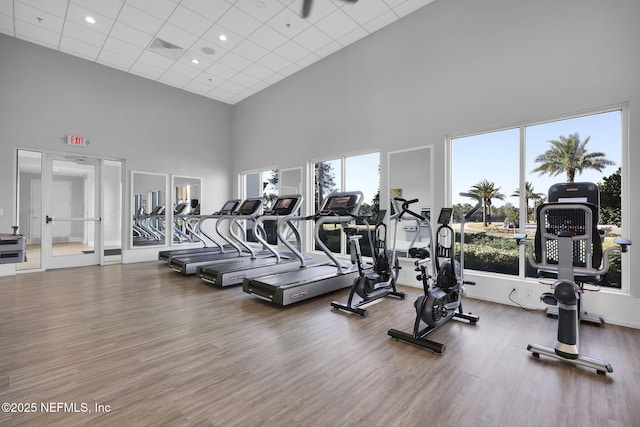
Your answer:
470,179 -> 505,226
531,133 -> 615,182
511,181 -> 544,223
314,162 -> 338,212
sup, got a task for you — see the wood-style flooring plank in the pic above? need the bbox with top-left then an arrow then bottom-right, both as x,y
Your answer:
0,262 -> 639,426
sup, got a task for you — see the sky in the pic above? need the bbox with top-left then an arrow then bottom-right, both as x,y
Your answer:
451,110 -> 622,206
270,109 -> 622,211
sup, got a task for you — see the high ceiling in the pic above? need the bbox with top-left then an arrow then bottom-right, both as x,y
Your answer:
0,0 -> 434,104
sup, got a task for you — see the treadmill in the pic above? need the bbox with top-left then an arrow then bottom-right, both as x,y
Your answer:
168,198 -> 263,275
197,194 -> 313,287
158,199 -> 241,263
243,191 -> 364,306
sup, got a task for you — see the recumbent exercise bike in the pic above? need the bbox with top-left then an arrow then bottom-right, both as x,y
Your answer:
514,182 -> 631,374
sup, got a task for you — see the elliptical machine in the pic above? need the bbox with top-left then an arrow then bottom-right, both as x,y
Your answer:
514,182 -> 631,374
331,210 -> 405,317
387,193 -> 482,354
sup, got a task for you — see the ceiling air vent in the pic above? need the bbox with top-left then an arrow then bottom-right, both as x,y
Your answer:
147,37 -> 184,60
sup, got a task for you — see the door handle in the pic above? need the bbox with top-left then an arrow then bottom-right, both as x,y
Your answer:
46,215 -> 53,224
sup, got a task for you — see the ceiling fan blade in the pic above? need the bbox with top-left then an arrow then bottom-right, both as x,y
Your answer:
302,0 -> 357,19
302,0 -> 313,18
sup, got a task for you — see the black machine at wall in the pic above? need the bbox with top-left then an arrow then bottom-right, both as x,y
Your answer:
514,182 -> 631,374
0,226 -> 26,264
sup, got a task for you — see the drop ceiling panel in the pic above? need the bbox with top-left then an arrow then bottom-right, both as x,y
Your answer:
315,9 -> 359,40
118,5 -> 164,35
14,21 -> 59,49
1,0 -> 435,104
127,0 -> 177,21
71,0 -> 123,19
233,38 -> 269,62
98,49 -> 137,71
295,25 -> 333,52
180,0 -> 232,23
259,52 -> 292,73
217,7 -> 261,38
246,24 -> 287,51
60,35 -> 100,60
17,0 -> 68,18
167,5 -> 212,36
14,2 -> 64,34
109,21 -> 154,49
343,0 -> 392,25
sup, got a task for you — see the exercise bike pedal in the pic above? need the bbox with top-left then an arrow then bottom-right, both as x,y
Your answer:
540,292 -> 557,306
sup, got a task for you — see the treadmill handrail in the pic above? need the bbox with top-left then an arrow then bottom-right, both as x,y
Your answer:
277,215 -> 307,267
192,211 -> 238,252
180,198 -> 242,250
312,191 -> 364,275
314,214 -> 357,275
220,198 -> 264,258
252,195 -> 303,264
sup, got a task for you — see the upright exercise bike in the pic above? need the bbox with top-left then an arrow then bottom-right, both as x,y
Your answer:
388,193 -> 481,354
331,210 -> 405,316
514,183 -> 631,374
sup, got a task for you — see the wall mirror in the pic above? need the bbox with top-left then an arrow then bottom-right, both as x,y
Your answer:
131,171 -> 167,248
280,167 -> 303,196
388,146 -> 432,257
171,175 -> 202,246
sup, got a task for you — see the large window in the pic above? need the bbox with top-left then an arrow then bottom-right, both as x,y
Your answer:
242,168 -> 279,243
452,109 -> 625,288
314,152 -> 380,256
243,168 -> 279,208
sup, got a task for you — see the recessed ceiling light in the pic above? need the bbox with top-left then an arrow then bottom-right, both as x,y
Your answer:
85,16 -> 96,24
191,59 -> 200,64
201,47 -> 216,55
219,34 -> 227,42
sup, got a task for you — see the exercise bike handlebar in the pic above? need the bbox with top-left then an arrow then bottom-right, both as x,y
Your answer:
514,234 -> 631,277
459,192 -> 482,220
394,197 -> 426,222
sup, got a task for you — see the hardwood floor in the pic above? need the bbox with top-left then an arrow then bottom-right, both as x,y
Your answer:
1,262 -> 639,426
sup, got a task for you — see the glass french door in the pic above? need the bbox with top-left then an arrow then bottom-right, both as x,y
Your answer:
41,155 -> 102,268
16,150 -> 123,271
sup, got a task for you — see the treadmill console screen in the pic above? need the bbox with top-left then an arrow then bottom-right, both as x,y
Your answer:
272,197 -> 299,215
437,208 -> 453,225
236,199 -> 262,215
322,194 -> 359,215
219,200 -> 240,215
173,202 -> 189,215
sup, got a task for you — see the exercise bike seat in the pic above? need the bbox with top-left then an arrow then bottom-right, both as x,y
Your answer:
537,268 -> 604,285
408,247 -> 430,259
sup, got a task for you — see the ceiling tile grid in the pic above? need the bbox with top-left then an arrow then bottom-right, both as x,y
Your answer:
0,0 -> 435,104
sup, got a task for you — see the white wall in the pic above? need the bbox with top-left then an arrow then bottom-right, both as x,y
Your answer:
0,34 -> 234,262
1,0 -> 638,327
231,0 -> 640,327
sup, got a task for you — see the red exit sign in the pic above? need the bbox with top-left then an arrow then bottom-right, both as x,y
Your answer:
67,135 -> 88,146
